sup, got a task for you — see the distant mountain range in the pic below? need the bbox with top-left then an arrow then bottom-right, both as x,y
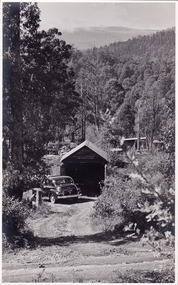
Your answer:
60,26 -> 159,50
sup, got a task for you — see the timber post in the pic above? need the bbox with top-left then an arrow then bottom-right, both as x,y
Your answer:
31,188 -> 43,207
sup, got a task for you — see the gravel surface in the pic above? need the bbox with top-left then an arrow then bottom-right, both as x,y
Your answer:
2,196 -> 174,283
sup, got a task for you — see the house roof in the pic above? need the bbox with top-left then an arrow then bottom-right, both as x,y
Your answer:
153,140 -> 163,144
110,148 -> 123,152
60,140 -> 109,162
123,137 -> 146,141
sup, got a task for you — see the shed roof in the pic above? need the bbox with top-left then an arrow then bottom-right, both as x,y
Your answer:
60,140 -> 109,162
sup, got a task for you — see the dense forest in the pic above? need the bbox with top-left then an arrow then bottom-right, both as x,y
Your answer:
75,28 -> 175,257
72,28 -> 175,152
3,2 -> 175,261
3,2 -> 175,166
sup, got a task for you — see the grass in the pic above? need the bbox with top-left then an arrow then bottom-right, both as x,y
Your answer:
116,268 -> 175,283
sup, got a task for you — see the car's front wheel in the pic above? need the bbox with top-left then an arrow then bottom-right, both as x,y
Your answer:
50,194 -> 56,204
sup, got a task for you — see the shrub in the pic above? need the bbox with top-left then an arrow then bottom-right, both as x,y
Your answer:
2,193 -> 31,237
3,163 -> 23,200
92,149 -> 175,250
92,171 -> 143,231
129,150 -> 175,247
2,163 -> 33,248
2,195 -> 33,250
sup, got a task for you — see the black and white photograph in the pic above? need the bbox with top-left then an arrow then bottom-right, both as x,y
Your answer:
2,0 -> 176,283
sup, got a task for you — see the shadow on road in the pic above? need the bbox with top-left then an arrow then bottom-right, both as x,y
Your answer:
29,230 -> 139,249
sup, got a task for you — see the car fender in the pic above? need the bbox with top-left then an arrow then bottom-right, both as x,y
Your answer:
49,190 -> 57,198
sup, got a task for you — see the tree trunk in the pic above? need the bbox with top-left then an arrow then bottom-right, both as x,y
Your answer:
9,3 -> 23,170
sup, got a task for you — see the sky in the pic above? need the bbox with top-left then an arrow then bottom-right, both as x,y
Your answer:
38,2 -> 176,32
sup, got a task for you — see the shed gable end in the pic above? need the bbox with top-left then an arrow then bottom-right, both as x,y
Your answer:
62,146 -> 106,163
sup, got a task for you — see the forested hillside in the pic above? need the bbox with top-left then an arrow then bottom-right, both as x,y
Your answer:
73,28 -> 175,255
72,28 -> 175,151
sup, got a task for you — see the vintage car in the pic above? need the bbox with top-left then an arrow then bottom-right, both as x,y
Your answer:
41,175 -> 81,203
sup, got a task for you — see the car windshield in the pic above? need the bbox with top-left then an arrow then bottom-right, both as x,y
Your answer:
54,178 -> 73,185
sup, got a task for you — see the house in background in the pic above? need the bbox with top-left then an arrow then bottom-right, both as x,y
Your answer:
122,137 -> 147,150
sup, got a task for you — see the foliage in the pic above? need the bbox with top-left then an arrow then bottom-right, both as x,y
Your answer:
73,28 -> 175,148
2,193 -> 31,237
116,266 -> 174,283
3,2 -> 81,169
4,158 -> 47,191
128,150 -> 175,247
2,189 -> 33,249
2,1 -> 81,249
92,149 -> 175,252
92,169 -> 143,231
42,155 -> 61,176
2,161 -> 48,248
3,163 -> 24,200
3,2 -> 23,169
21,26 -> 80,160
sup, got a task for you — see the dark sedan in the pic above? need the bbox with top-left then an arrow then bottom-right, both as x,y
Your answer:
41,175 -> 81,203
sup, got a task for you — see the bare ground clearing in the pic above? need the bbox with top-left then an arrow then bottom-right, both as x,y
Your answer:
2,196 -> 174,283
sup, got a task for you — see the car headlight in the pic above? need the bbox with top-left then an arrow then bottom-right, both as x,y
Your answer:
56,186 -> 61,193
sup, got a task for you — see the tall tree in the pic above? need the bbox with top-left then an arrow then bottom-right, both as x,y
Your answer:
3,3 -> 80,166
3,3 -> 22,170
21,27 -> 80,160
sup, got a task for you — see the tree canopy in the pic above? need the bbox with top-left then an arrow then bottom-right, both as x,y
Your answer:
72,28 -> 175,151
3,2 -> 80,169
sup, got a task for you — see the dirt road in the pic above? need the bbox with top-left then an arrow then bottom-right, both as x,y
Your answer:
2,197 -> 174,282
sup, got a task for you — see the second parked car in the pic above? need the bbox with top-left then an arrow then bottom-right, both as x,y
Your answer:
41,175 -> 81,203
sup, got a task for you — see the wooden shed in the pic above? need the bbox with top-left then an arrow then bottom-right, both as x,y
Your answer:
60,140 -> 109,196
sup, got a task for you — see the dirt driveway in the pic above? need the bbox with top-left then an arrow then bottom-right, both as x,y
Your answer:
2,196 -> 174,283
